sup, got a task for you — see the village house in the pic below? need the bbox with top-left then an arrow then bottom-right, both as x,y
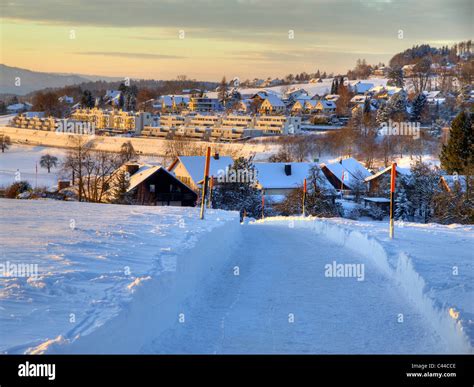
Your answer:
352,82 -> 374,95
259,95 -> 286,115
364,165 -> 411,195
320,157 -> 372,192
108,163 -> 197,206
254,162 -> 336,201
314,100 -> 336,114
168,154 -> 234,191
304,99 -> 319,113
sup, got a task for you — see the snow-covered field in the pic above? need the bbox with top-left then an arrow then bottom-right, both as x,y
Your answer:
0,199 -> 239,353
0,145 -> 67,189
207,77 -> 389,99
0,199 -> 471,354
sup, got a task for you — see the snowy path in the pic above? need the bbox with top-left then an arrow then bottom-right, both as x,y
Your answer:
143,222 -> 445,354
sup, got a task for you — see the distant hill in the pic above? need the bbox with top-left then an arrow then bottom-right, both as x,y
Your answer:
0,64 -> 123,95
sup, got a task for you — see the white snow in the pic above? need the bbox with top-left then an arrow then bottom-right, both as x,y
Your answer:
0,145 -> 66,189
1,199 -> 471,354
0,199 -> 239,353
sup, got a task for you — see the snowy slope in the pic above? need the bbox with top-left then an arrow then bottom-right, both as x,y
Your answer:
207,78 -> 389,99
0,199 -> 239,353
1,200 -> 471,354
0,145 -> 66,189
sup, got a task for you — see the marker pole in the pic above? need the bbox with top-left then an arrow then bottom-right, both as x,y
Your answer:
389,162 -> 397,239
200,147 -> 211,220
302,178 -> 307,216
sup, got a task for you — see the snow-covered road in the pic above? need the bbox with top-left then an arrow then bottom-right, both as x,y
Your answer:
143,222 -> 445,354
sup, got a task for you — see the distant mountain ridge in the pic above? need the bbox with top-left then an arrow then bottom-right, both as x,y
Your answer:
0,64 -> 123,95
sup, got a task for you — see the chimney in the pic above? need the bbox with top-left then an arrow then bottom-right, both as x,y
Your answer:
284,164 -> 292,176
214,152 -> 220,160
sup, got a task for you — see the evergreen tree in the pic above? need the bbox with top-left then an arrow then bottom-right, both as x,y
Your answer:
440,111 -> 473,173
212,158 -> 262,218
387,66 -> 404,88
405,162 -> 441,223
376,103 -> 390,126
410,92 -> 427,122
111,170 -> 133,204
81,90 -> 95,108
394,187 -> 411,221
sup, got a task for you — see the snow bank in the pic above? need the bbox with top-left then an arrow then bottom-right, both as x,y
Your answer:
256,216 -> 473,353
49,217 -> 241,354
0,200 -> 240,354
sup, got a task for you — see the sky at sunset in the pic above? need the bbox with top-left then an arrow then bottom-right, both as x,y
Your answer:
1,0 -> 473,81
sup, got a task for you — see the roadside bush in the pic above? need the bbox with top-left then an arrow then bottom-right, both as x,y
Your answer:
5,181 -> 32,198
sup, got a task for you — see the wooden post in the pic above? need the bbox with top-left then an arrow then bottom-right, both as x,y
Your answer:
200,147 -> 211,220
389,162 -> 397,239
340,169 -> 345,199
208,176 -> 214,208
302,178 -> 307,216
261,191 -> 265,219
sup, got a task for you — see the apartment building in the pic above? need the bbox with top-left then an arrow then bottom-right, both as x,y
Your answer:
254,116 -> 301,135
221,115 -> 254,129
159,114 -> 186,128
70,108 -> 151,133
187,115 -> 221,128
10,114 -> 57,131
189,97 -> 222,112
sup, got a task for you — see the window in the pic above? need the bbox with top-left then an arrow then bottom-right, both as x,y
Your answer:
149,184 -> 155,193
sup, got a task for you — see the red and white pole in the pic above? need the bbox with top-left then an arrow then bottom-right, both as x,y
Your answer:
389,162 -> 397,239
302,178 -> 307,216
200,147 -> 211,220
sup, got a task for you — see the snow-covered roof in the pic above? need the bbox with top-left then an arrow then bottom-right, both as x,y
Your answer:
127,165 -> 162,191
126,163 -> 195,193
318,100 -> 336,109
304,99 -> 318,108
369,85 -> 402,96
254,162 -> 334,193
170,155 -> 234,184
322,158 -> 372,183
363,197 -> 390,203
7,103 -> 30,111
263,95 -> 285,107
364,165 -> 410,182
423,90 -> 441,99
351,95 -> 368,104
324,94 -> 340,102
353,82 -> 374,94
105,90 -> 121,99
160,96 -> 173,107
